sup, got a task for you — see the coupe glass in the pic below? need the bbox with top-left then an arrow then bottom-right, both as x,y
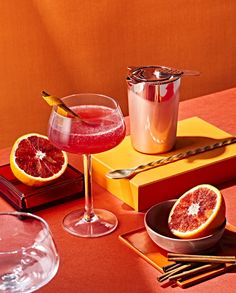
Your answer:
0,212 -> 59,292
48,93 -> 126,237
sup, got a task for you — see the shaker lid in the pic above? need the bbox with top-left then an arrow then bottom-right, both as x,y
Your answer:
128,65 -> 183,84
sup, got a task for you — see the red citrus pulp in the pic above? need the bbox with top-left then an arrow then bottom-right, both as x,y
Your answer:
10,133 -> 68,186
168,184 -> 226,239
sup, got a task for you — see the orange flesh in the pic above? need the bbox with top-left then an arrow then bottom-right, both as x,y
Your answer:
15,136 -> 65,178
168,188 -> 217,232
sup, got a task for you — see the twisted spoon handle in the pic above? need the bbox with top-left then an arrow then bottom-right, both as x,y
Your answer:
134,137 -> 236,172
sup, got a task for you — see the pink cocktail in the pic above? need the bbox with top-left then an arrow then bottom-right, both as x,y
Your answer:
48,94 -> 126,237
49,105 -> 125,154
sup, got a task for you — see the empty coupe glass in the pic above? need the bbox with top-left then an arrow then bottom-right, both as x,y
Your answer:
0,212 -> 59,292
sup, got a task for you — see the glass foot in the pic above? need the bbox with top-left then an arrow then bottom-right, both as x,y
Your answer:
62,209 -> 118,237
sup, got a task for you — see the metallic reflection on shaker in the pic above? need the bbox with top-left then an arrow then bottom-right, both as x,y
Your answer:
127,66 -> 182,154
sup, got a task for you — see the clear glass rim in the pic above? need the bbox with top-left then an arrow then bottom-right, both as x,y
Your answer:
0,211 -> 50,254
52,93 -> 120,119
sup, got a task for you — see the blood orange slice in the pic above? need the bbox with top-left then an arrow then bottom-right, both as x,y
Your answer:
10,133 -> 68,187
168,184 -> 225,239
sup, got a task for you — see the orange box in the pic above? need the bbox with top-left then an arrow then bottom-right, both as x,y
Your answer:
92,117 -> 236,211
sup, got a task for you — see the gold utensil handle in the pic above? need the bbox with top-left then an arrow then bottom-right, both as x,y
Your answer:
136,137 -> 236,171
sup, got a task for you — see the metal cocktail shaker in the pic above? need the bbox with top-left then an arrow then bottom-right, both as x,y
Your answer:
127,65 -> 183,154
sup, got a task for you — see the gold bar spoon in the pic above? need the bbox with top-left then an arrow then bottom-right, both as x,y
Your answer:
106,137 -> 236,179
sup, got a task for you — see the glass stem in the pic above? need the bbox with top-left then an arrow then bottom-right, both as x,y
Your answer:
83,154 -> 95,222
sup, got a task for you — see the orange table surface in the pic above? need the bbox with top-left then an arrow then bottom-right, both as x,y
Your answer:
1,88 -> 236,293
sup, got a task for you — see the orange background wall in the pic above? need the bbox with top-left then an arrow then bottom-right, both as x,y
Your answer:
1,0 -> 236,148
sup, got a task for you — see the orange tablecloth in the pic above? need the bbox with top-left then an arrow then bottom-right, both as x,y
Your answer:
1,88 -> 236,293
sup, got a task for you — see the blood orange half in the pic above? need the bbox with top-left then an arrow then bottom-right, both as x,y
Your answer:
168,184 -> 225,239
10,133 -> 68,187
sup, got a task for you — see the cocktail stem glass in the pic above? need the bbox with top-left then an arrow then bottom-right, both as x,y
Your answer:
48,93 -> 125,237
83,154 -> 95,221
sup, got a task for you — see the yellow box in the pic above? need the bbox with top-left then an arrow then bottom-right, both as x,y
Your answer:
92,117 -> 236,211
